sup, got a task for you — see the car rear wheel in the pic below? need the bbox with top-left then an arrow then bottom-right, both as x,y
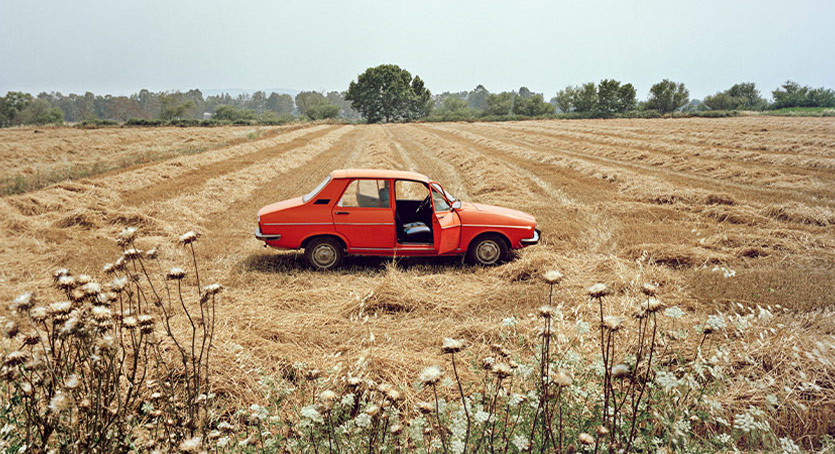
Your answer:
467,234 -> 508,266
305,237 -> 344,270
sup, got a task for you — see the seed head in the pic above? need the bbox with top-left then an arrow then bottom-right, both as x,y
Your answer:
57,275 -> 76,290
390,424 -> 403,435
418,365 -> 443,385
3,320 -> 18,339
641,283 -> 657,296
578,433 -> 595,446
102,263 -> 116,274
3,351 -> 27,368
611,364 -> 631,379
53,268 -> 70,281
441,337 -> 464,354
12,292 -> 34,312
167,267 -> 186,280
179,231 -> 200,245
145,248 -> 158,259
365,404 -> 381,417
77,274 -> 92,285
95,292 -> 116,306
91,305 -> 112,322
123,248 -> 142,260
201,283 -> 223,302
116,227 -> 138,246
109,277 -> 128,293
22,333 -> 39,346
113,256 -> 126,271
587,283 -> 610,298
490,343 -> 511,358
491,362 -> 513,379
319,390 -> 337,407
49,301 -> 72,316
179,436 -> 202,452
49,391 -> 71,414
602,315 -> 624,332
64,374 -> 80,389
123,316 -> 138,330
347,376 -> 362,387
305,369 -> 321,380
81,282 -> 102,296
481,357 -> 495,370
645,297 -> 665,313
543,270 -> 563,285
29,306 -> 48,322
415,401 -> 434,414
597,425 -> 610,436
538,305 -> 556,318
552,369 -> 573,387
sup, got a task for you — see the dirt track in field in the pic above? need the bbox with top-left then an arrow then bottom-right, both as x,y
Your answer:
1,119 -> 833,431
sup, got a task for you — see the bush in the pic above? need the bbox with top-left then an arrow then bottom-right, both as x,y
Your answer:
75,119 -> 119,128
125,118 -> 164,127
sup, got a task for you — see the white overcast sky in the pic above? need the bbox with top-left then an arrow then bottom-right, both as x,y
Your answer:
1,0 -> 833,100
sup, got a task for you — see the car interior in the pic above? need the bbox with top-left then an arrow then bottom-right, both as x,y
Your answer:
394,180 -> 434,244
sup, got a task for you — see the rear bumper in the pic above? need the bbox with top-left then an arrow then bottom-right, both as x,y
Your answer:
521,228 -> 540,246
255,225 -> 281,242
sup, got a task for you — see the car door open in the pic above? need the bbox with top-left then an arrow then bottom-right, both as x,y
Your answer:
430,185 -> 461,254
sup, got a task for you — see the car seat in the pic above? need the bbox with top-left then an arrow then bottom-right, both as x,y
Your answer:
402,221 -> 431,238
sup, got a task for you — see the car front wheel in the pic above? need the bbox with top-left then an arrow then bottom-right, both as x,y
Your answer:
467,234 -> 508,266
305,237 -> 344,270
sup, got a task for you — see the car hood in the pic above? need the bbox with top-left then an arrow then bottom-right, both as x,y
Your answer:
457,201 -> 536,223
258,196 -> 304,217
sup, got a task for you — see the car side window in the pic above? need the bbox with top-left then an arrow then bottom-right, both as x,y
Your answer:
338,179 -> 390,208
395,180 -> 429,201
432,188 -> 451,211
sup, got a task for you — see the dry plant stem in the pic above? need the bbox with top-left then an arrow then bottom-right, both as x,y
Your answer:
432,383 -> 450,454
472,375 -> 501,454
451,352 -> 471,454
623,312 -> 658,454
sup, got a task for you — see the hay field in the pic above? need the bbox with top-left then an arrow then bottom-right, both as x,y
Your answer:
1,118 -> 834,438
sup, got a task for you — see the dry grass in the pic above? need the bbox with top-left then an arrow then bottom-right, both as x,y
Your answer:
1,118 -> 833,444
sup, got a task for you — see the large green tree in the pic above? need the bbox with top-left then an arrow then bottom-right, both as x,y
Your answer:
345,64 -> 432,123
0,92 -> 33,126
703,82 -> 766,110
645,79 -> 689,113
484,92 -> 514,116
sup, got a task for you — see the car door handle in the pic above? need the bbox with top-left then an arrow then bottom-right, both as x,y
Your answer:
335,211 -> 350,215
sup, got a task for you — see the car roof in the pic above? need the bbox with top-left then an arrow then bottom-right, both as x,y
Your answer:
331,168 -> 431,183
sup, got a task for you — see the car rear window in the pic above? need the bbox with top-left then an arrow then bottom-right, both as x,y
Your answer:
303,175 -> 332,203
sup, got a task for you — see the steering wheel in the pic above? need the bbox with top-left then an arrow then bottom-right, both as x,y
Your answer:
416,194 -> 432,215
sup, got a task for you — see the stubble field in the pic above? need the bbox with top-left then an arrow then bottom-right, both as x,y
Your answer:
1,118 -> 833,439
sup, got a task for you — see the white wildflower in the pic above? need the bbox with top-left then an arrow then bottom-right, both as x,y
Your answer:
664,306 -> 685,319
511,434 -> 530,451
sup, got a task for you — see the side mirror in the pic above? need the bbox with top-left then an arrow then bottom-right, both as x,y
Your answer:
451,200 -> 462,210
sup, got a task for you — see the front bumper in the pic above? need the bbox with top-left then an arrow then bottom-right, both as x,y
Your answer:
521,228 -> 540,246
255,225 -> 281,241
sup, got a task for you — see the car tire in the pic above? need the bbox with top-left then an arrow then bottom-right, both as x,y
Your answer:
466,234 -> 508,266
305,237 -> 344,270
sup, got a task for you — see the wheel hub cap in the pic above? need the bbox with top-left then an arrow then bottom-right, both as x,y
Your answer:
313,244 -> 336,267
477,241 -> 500,263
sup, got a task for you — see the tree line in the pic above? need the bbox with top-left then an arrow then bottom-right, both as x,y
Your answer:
0,89 -> 359,127
1,63 -> 834,127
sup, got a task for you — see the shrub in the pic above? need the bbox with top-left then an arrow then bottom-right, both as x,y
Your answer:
125,118 -> 164,127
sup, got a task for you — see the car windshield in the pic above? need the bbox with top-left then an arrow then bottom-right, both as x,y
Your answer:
430,182 -> 456,203
303,175 -> 331,202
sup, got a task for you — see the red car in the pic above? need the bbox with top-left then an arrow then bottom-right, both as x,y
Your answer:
255,169 -> 540,269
